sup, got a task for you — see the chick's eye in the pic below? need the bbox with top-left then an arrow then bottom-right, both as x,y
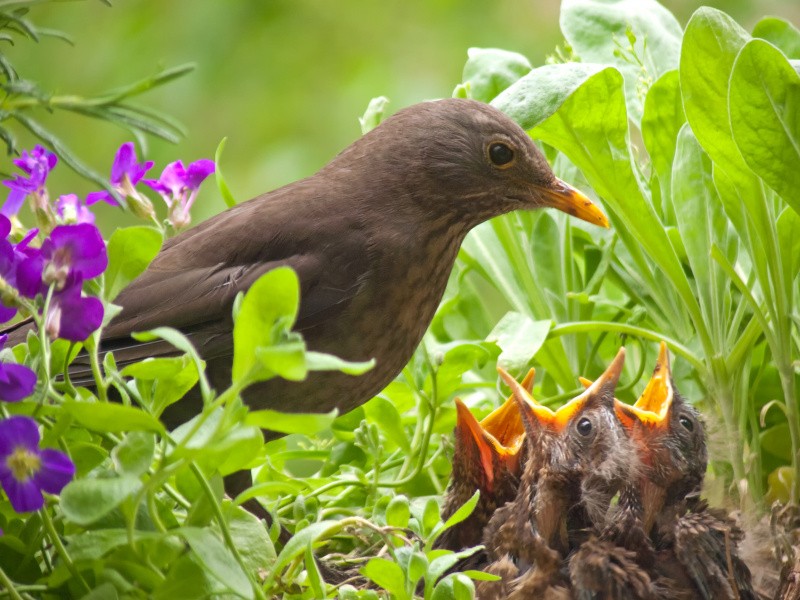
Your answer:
577,417 -> 593,437
489,143 -> 514,166
679,415 -> 694,432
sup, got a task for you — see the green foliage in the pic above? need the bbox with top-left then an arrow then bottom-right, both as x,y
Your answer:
2,0 -> 799,598
455,3 -> 800,508
0,0 -> 192,192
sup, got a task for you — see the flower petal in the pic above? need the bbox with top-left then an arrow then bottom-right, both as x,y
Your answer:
48,224 -> 108,280
50,286 -> 103,341
35,448 -> 75,494
185,159 -> 216,190
1,188 -> 28,218
16,255 -> 44,299
0,474 -> 44,512
0,363 -> 36,402
0,416 -> 40,457
85,191 -> 119,207
110,143 -> 135,185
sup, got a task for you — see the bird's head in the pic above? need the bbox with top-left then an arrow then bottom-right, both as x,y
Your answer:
364,98 -> 608,229
612,342 -> 707,531
436,370 -> 530,551
448,369 -> 532,499
497,349 -> 632,548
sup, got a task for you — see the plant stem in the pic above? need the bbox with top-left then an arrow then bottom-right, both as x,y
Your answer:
39,507 -> 90,595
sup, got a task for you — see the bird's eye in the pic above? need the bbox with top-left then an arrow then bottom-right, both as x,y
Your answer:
576,417 -> 593,436
488,142 -> 514,167
679,415 -> 694,432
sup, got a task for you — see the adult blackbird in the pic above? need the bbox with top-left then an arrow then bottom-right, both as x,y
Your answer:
10,98 -> 607,429
436,369 -> 533,553
480,349 -> 632,599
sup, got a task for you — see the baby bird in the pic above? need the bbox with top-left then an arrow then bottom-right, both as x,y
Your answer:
436,369 -> 533,553
481,349 -> 633,599
572,342 -> 755,600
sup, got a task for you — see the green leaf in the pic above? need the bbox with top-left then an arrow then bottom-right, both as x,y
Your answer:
232,267 -> 300,384
245,408 -> 338,435
492,62 -> 606,130
560,0 -> 683,120
264,520 -> 339,588
442,490 -> 479,531
255,340 -> 307,381
179,527 -> 253,599
486,312 -> 550,372
305,351 -> 375,375
753,16 -> 800,59
777,206 -> 800,283
760,424 -> 792,461
215,137 -> 237,208
385,495 -> 411,528
364,395 -> 410,452
60,476 -> 142,525
729,39 -> 800,216
641,70 -> 685,210
359,96 -> 390,134
361,558 -> 409,600
499,63 -> 698,338
227,506 -> 277,570
155,554 -> 219,600
680,7 -> 751,175
104,226 -> 163,301
671,124 -> 727,339
112,431 -> 155,477
462,48 -> 532,103
62,401 -> 164,433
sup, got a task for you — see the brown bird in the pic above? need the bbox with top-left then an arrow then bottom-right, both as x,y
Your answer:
480,349 -> 632,600
436,369 -> 533,553
574,342 -> 755,600
3,98 -> 608,523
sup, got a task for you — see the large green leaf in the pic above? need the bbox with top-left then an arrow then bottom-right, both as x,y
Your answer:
179,528 -> 253,599
680,7 -> 751,175
461,48 -> 532,103
641,70 -> 685,216
60,475 -> 142,525
560,0 -> 682,120
500,64 -> 699,345
492,62 -> 606,129
753,16 -> 800,59
729,39 -> 800,216
232,267 -> 300,384
104,226 -> 163,301
671,125 -> 728,345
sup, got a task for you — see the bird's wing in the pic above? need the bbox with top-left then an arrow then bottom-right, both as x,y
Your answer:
70,185 -> 372,380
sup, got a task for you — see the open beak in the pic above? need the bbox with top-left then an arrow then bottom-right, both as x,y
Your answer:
455,398 -> 499,488
497,366 -> 558,434
611,342 -> 674,430
481,367 -> 534,451
536,177 -> 609,228
552,348 -> 626,429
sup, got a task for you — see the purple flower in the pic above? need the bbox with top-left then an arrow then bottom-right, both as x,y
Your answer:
44,276 -> 103,341
0,335 -> 35,402
2,146 -> 57,218
0,416 -> 75,512
17,223 -> 107,296
56,194 -> 95,225
144,159 -> 215,229
86,142 -> 154,212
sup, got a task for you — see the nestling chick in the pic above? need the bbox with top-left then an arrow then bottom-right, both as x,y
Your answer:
481,349 -> 633,599
575,342 -> 755,600
436,369 -> 533,553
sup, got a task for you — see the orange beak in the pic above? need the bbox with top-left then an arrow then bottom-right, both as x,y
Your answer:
539,177 -> 610,229
452,369 -> 535,485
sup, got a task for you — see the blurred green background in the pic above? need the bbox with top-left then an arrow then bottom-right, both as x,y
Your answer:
6,0 -> 799,229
